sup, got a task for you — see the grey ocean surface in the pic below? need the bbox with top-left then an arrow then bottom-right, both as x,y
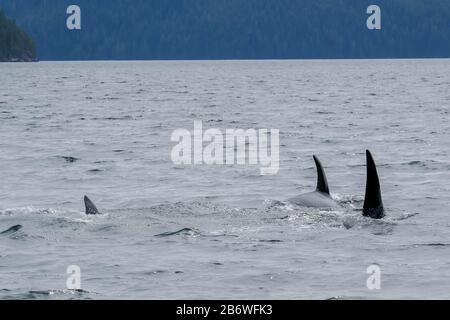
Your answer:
0,60 -> 449,299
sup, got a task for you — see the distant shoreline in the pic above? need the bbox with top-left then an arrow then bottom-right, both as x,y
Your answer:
0,57 -> 39,63
3,57 -> 447,63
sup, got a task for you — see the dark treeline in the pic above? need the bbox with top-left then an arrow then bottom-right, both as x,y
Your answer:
0,0 -> 449,60
0,9 -> 36,61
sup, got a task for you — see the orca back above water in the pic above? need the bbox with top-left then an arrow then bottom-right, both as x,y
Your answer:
0,225 -> 22,235
81,151 -> 384,219
289,150 -> 385,219
289,155 -> 339,209
84,196 -> 100,215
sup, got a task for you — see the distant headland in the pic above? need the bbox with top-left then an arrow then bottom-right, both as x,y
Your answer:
0,9 -> 37,62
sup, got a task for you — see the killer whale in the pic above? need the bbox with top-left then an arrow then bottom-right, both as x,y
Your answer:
363,150 -> 384,219
289,155 -> 339,209
0,225 -> 23,235
82,150 -> 384,219
288,150 -> 384,219
84,195 -> 100,215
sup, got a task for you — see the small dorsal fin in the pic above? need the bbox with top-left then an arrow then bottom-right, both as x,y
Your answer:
0,225 -> 22,235
84,196 -> 100,215
313,155 -> 330,195
363,150 -> 384,219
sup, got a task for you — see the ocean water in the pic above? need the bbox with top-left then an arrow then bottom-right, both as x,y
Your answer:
0,59 -> 449,299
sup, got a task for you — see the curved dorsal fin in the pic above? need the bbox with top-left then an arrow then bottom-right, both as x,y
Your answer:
84,195 -> 100,215
363,150 -> 384,219
0,225 -> 22,235
313,155 -> 330,195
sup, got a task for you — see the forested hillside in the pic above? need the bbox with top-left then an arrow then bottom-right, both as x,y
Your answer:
0,0 -> 449,60
0,9 -> 36,61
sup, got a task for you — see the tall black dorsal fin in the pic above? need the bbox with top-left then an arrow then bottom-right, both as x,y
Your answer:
313,155 -> 330,195
84,196 -> 100,215
363,150 -> 384,219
